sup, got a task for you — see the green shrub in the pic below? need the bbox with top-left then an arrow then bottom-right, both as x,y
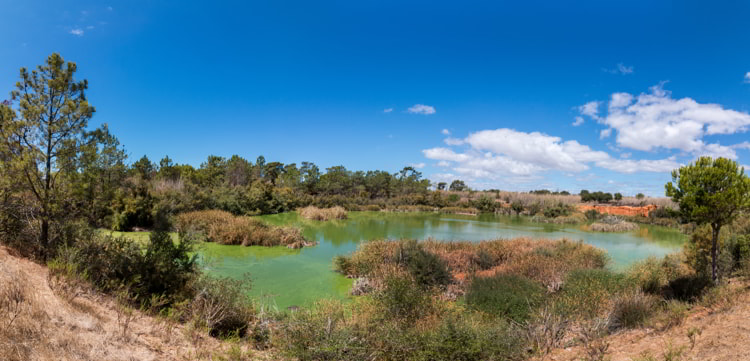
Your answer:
374,274 -> 430,321
471,249 -> 494,271
557,268 -> 632,319
465,274 -> 544,322
400,242 -> 452,289
275,300 -> 369,361
52,229 -> 198,309
664,274 -> 711,302
543,202 -> 572,218
419,317 -> 484,361
585,209 -> 601,221
472,195 -> 497,213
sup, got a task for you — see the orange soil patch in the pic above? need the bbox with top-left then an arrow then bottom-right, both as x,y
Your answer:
540,284 -> 750,361
578,204 -> 658,217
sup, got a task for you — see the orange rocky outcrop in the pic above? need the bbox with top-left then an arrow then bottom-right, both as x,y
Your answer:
577,204 -> 657,217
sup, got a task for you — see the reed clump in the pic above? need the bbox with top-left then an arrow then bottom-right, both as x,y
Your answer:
175,210 -> 309,247
589,215 -> 639,232
298,206 -> 348,221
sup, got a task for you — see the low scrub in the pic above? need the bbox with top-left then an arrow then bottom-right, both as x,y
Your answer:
189,275 -> 255,337
555,268 -> 633,319
298,206 -> 348,221
335,238 -> 609,293
465,274 -> 545,322
175,210 -> 309,247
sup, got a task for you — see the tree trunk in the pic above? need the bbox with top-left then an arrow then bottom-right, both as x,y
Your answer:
40,218 -> 49,259
711,224 -> 720,285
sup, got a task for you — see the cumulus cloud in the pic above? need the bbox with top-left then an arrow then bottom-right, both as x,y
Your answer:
69,28 -> 84,36
745,72 -> 750,83
584,84 -> 750,156
441,128 -> 451,135
595,157 -> 680,174
422,128 -> 680,180
572,116 -> 584,126
407,104 -> 436,115
604,63 -> 635,75
409,162 -> 426,169
383,108 -> 393,113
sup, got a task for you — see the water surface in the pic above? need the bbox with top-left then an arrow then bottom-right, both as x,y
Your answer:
199,212 -> 685,309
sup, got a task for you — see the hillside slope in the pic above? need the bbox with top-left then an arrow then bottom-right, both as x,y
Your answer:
542,284 -> 750,361
0,246 -> 264,361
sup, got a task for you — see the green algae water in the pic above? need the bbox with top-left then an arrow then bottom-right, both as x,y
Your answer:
198,212 -> 686,310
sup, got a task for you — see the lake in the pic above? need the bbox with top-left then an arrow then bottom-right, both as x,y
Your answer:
198,211 -> 686,310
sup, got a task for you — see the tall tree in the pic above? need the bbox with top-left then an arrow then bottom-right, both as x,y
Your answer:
665,157 -> 750,283
1,53 -> 95,257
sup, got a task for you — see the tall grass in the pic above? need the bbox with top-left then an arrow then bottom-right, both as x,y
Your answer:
175,210 -> 309,247
298,206 -> 348,221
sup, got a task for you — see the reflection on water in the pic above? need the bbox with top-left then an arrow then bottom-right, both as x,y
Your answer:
199,211 -> 686,309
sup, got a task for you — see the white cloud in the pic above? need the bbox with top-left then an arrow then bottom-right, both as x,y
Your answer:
744,72 -> 750,83
86,25 -> 95,30
441,128 -> 451,135
409,162 -> 426,169
422,128 -> 681,181
733,141 -> 750,150
600,128 -> 612,139
572,116 -> 584,126
578,101 -> 600,119
407,104 -> 436,115
69,28 -> 84,36
593,84 -> 750,155
620,152 -> 632,159
422,147 -> 471,163
383,108 -> 393,113
443,137 -> 464,146
595,157 -> 680,174
604,63 -> 634,75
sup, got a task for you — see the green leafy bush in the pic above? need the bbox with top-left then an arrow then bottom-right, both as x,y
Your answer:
465,274 -> 544,322
374,274 -> 430,321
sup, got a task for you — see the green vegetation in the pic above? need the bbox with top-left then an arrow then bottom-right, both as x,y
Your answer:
666,157 -> 750,283
2,53 -> 750,360
465,274 -> 545,322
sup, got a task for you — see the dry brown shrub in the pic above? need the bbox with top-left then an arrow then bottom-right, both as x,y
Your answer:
0,270 -> 47,361
175,210 -> 308,247
298,206 -> 348,221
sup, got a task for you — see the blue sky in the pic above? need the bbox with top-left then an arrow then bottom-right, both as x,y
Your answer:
2,0 -> 750,196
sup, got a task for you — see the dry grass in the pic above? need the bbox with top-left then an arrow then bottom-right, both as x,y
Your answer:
298,206 -> 348,221
176,210 -> 310,247
0,246 -> 274,361
540,280 -> 750,361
